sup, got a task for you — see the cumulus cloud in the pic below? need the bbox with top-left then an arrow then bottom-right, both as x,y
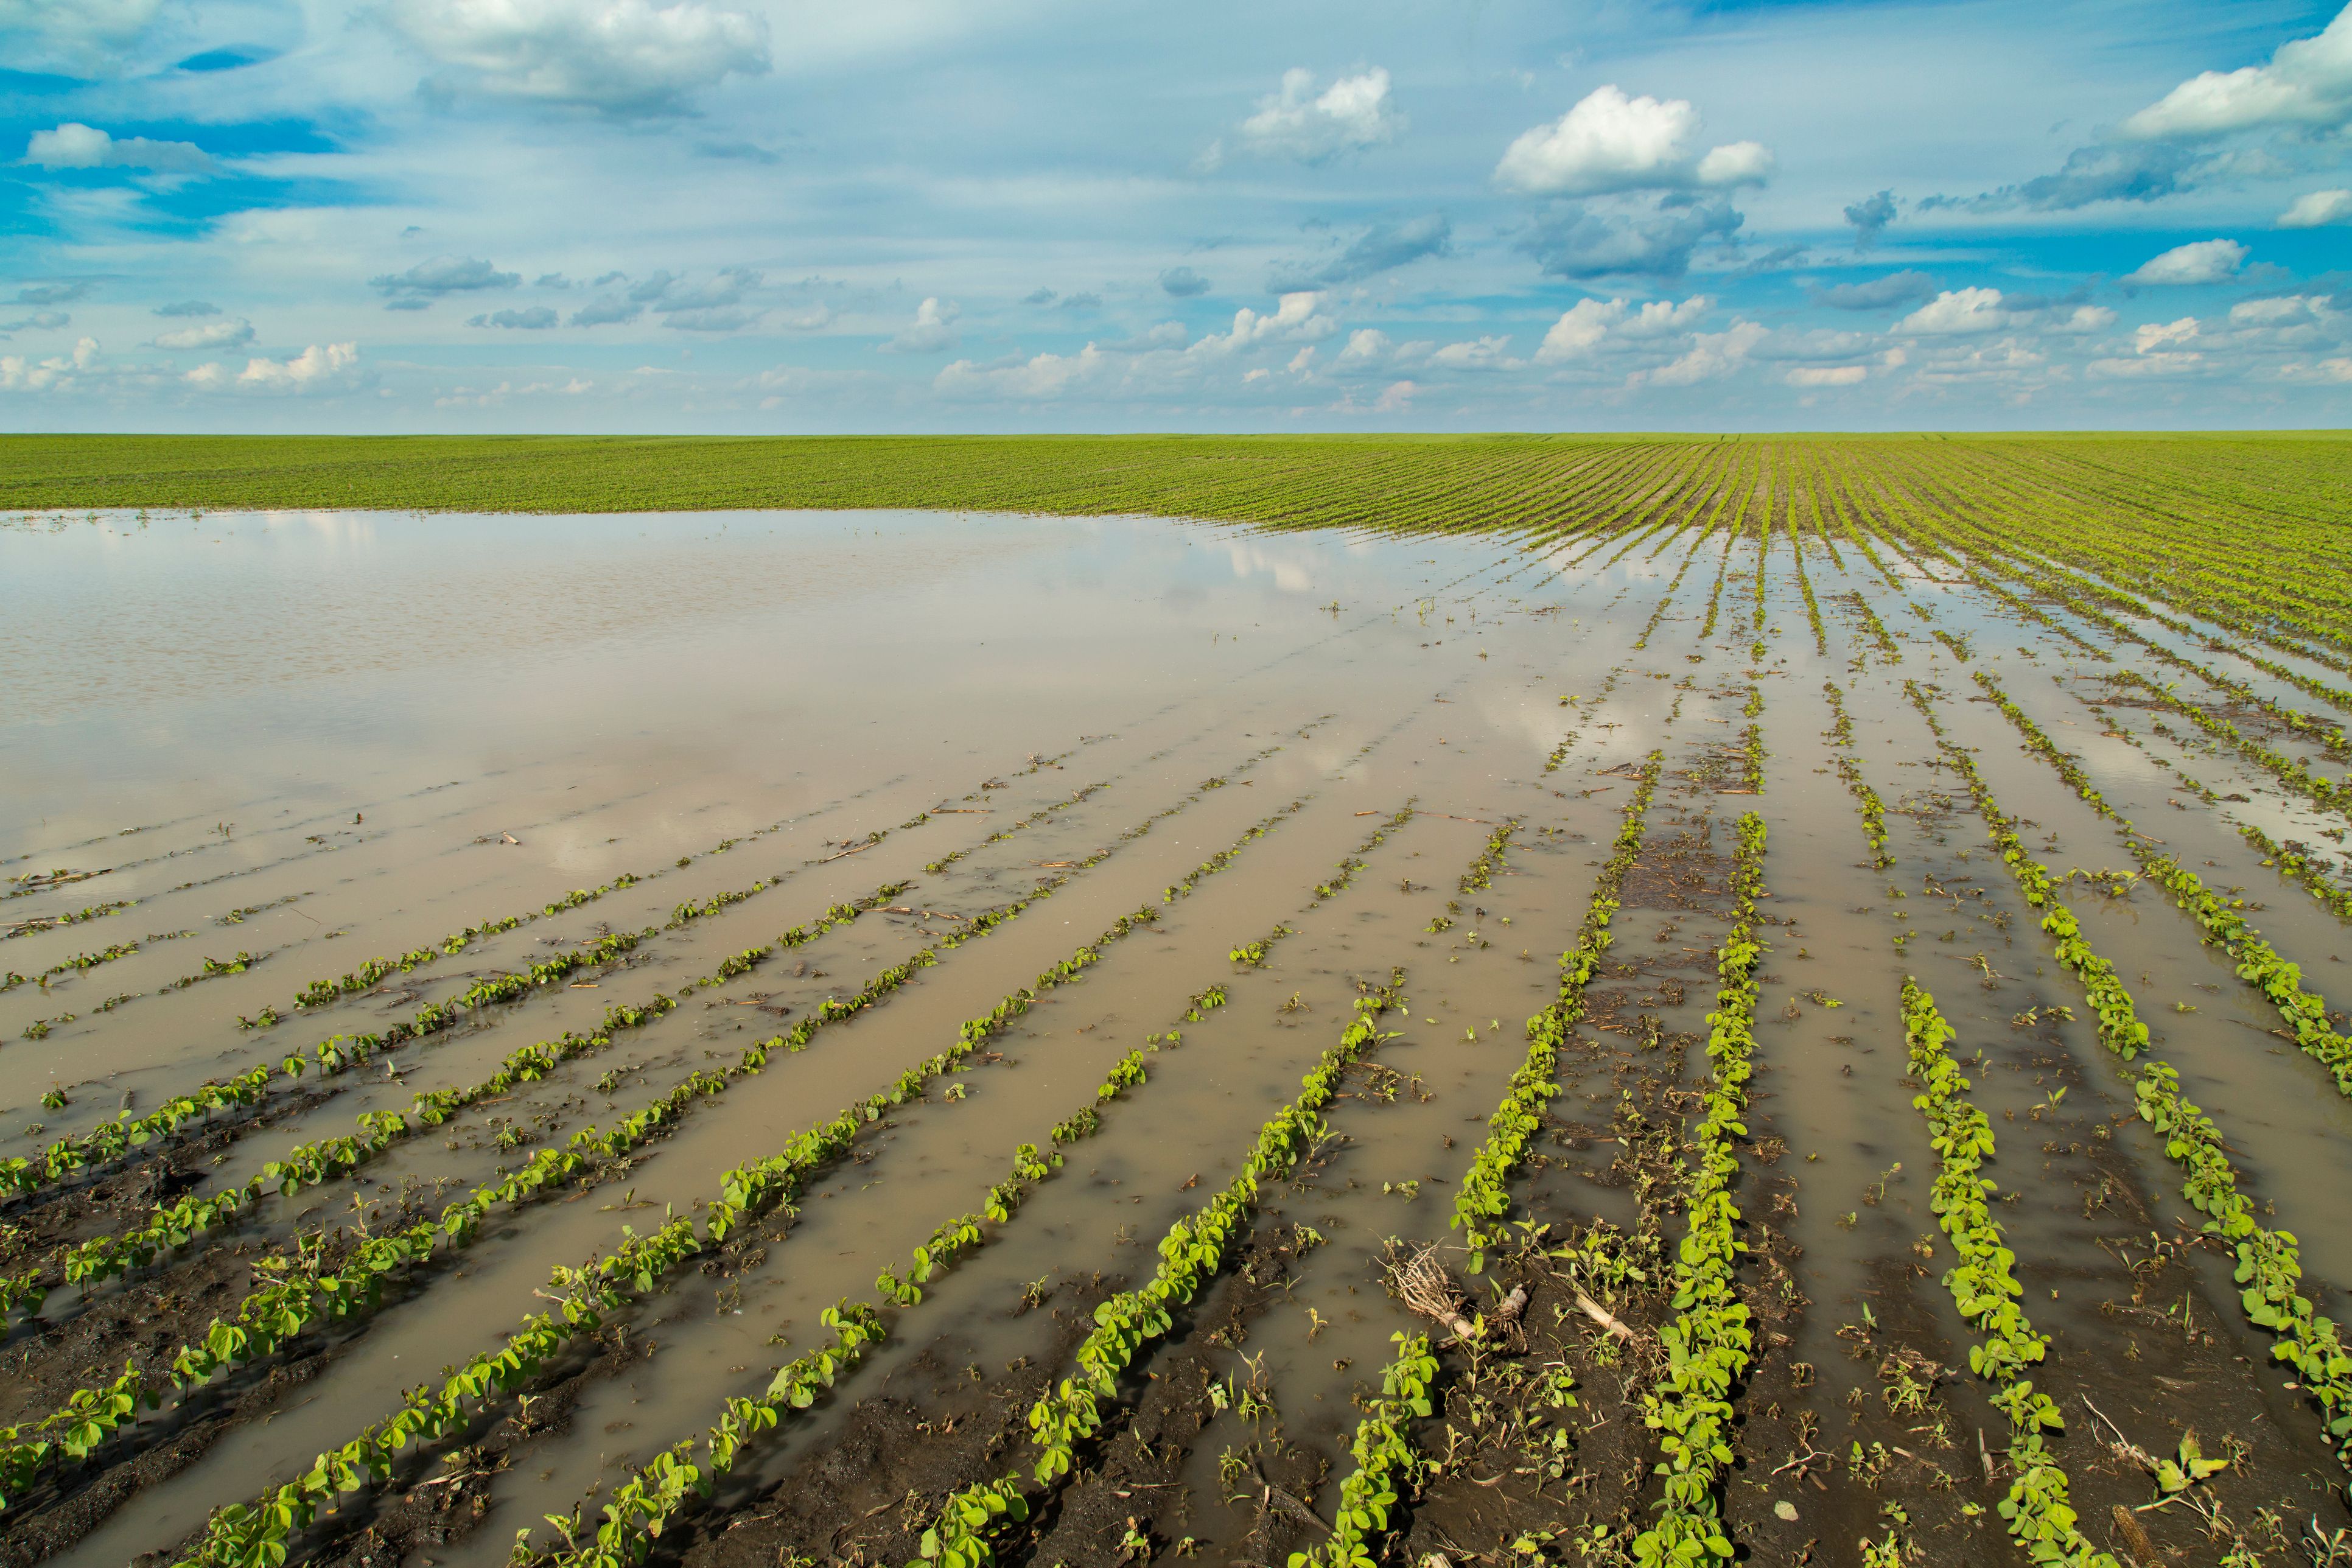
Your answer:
14,281 -> 89,306
881,297 -> 960,354
1220,67 -> 1402,165
935,344 -> 1110,400
383,0 -> 771,116
1494,86 -> 1772,197
1334,328 -> 1390,366
1634,320 -> 1765,385
1843,190 -> 1895,250
1521,198 -> 1740,280
570,297 -> 641,326
1898,287 -> 2012,334
371,256 -> 521,299
2231,293 -> 2334,326
152,317 -> 253,349
1,310 -> 71,332
1533,294 -> 1710,363
1275,214 -> 1449,289
1158,266 -> 1211,298
23,122 -> 214,173
2123,237 -> 2247,285
187,341 -> 361,393
470,306 -> 559,328
1428,334 -> 1521,370
2048,304 -> 2119,333
1814,270 -> 1939,311
2280,188 -> 2352,226
1933,8 -> 2352,215
0,336 -> 100,390
1233,292 -> 1335,345
2089,343 -> 2204,377
2119,6 -> 2352,141
153,299 -> 219,317
2135,316 -> 2199,352
1786,365 -> 1867,387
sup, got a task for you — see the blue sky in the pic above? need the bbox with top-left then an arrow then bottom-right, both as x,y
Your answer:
2,0 -> 2349,432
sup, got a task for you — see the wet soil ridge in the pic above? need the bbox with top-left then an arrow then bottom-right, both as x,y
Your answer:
12,440 -> 2352,1568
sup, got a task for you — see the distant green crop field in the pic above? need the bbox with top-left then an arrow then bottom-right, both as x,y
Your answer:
3,432 -> 2347,546
13,432 -> 2348,630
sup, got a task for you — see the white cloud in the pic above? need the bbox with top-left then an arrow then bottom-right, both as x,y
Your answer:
1197,292 -> 1335,351
935,344 -> 1108,399
23,122 -> 213,174
0,336 -> 99,391
2135,317 -> 2199,352
1536,299 -> 1623,362
1494,85 -> 1773,196
881,297 -> 959,354
1785,365 -> 1867,388
2047,305 -> 2118,334
2279,189 -> 2352,227
383,0 -> 771,116
2231,294 -> 2333,326
1428,335 -> 1521,370
1634,320 -> 1765,386
1534,294 -> 1711,363
152,318 -> 254,350
1694,141 -> 1774,186
1228,68 -> 1402,164
2119,5 -> 2352,140
1335,328 -> 1390,366
0,0 -> 163,74
1373,380 -> 1414,411
187,341 -> 361,394
2123,238 -> 2246,285
2088,351 -> 2203,377
1897,287 -> 2010,334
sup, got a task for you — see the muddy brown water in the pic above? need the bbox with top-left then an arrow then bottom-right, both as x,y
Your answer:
2,508 -> 2349,1568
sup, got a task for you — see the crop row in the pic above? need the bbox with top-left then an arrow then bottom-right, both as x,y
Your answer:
1972,671 -> 2352,1099
0,886 -> 937,1507
1452,752 -> 1661,1270
1899,981 -> 2114,1566
1630,809 -> 1766,1568
532,802 -> 1412,1568
159,792 -> 1318,1568
0,880 -> 925,1329
1905,680 -> 2352,1482
9,763 -> 1307,1497
1,939 -> 140,995
917,977 -> 1410,1568
1819,681 -> 1892,868
3,757 -> 1133,1206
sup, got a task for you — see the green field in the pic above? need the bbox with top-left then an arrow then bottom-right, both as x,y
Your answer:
10,432 -> 2352,1568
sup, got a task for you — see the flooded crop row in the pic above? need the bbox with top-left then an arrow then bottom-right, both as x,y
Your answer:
3,475 -> 2351,1568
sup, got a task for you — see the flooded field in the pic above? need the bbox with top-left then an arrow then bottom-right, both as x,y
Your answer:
5,460 -> 2352,1568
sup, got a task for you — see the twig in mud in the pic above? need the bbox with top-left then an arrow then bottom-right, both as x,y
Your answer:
2109,1503 -> 2162,1566
819,842 -> 875,863
1572,1290 -> 1635,1343
1248,1462 -> 1329,1536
